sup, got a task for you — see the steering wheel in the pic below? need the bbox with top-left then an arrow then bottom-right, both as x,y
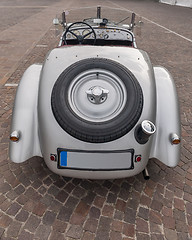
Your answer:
63,22 -> 97,45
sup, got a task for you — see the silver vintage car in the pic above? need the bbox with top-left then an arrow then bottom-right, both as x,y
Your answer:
9,6 -> 181,180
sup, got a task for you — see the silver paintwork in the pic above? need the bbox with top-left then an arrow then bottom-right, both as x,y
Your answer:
9,46 -> 180,179
150,66 -> 181,167
9,7 -> 181,179
38,46 -> 155,179
9,64 -> 43,163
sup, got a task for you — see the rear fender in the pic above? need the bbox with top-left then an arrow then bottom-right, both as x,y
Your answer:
9,64 -> 42,163
150,66 -> 181,167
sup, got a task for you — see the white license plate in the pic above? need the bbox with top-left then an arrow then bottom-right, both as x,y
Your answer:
58,149 -> 134,171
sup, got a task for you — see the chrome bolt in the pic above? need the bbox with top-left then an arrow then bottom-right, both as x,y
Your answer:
86,86 -> 109,104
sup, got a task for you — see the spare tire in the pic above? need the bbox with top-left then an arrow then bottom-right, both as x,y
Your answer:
51,58 -> 143,143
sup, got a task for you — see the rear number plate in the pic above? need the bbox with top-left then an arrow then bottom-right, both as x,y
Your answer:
58,148 -> 134,171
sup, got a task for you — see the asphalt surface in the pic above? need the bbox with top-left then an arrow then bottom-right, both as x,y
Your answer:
0,0 -> 192,239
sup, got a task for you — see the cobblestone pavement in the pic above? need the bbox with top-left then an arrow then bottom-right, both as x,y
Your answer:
0,0 -> 75,87
0,0 -> 192,239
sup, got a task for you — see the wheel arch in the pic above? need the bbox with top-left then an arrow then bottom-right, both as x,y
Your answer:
9,64 -> 43,163
150,66 -> 181,167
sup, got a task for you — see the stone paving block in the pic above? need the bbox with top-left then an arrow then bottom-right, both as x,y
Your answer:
138,207 -> 149,221
0,199 -> 12,212
151,233 -> 165,240
75,201 -> 90,217
118,188 -> 131,201
123,223 -> 135,238
35,224 -> 51,240
0,214 -> 12,228
52,219 -> 67,233
94,186 -> 108,197
110,230 -> 122,240
162,216 -> 176,230
96,216 -> 112,240
23,214 -> 41,233
81,231 -> 95,240
89,206 -> 101,219
18,230 -> 34,240
84,218 -> 98,233
72,186 -> 86,198
6,202 -> 21,216
14,184 -> 25,195
6,220 -> 22,238
0,182 -> 11,194
164,228 -> 178,240
136,218 -> 149,233
149,210 -> 162,225
136,233 -> 151,240
57,206 -> 73,222
93,195 -> 105,208
106,192 -> 117,203
47,184 -> 59,195
151,199 -> 163,212
15,209 -> 29,222
115,199 -> 127,212
55,190 -> 68,203
6,189 -> 18,200
150,222 -> 163,234
23,199 -> 36,212
102,204 -> 114,217
63,196 -> 78,209
48,199 -> 63,213
140,194 -> 151,207
162,206 -> 173,217
124,207 -> 136,224
66,225 -> 83,239
42,210 -> 56,225
0,195 -> 6,204
111,219 -> 123,232
70,212 -> 87,226
0,227 -> 5,238
82,191 -> 96,205
49,230 -> 65,240
38,186 -> 47,195
114,209 -> 124,221
40,193 -> 54,206
31,179 -> 42,189
32,202 -> 47,217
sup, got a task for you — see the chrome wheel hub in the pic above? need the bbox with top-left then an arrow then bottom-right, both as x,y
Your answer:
68,69 -> 127,122
86,86 -> 109,104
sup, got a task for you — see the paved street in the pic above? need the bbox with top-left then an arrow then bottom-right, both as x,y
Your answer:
0,0 -> 192,239
0,0 -> 77,87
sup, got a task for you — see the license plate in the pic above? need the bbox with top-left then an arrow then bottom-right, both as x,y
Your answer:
58,148 -> 134,171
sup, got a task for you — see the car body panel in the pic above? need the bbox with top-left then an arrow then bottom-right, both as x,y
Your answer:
150,66 -> 181,167
36,46 -> 155,178
9,47 -> 181,178
9,64 -> 43,163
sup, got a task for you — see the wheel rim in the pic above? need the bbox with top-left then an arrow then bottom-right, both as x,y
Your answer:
68,69 -> 127,122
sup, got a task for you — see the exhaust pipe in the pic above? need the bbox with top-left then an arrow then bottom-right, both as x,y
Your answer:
135,120 -> 156,144
142,168 -> 150,180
